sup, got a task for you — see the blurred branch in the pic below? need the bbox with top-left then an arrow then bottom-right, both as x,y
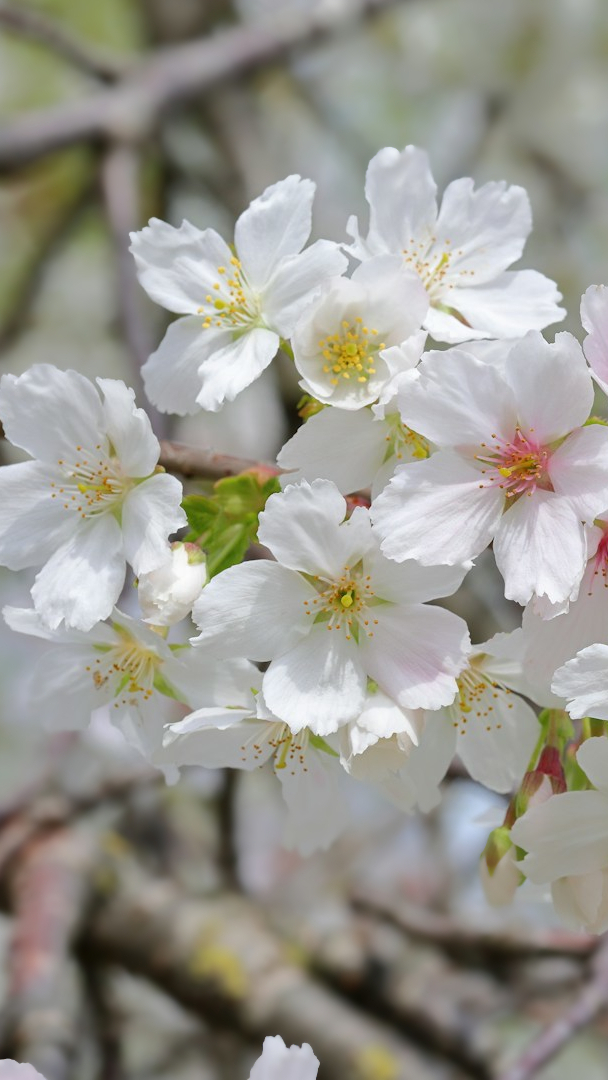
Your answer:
0,1 -> 128,81
159,440 -> 281,480
497,936 -> 608,1080
0,827 -> 95,1080
80,848 -> 442,1080
353,892 -> 598,961
0,0 -> 405,172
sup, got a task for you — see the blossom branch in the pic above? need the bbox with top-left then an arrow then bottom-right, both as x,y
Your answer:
158,439 -> 281,481
497,937 -> 608,1080
0,0 -> 404,172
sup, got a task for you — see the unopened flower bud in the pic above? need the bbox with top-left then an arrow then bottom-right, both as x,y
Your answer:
480,827 -> 522,907
138,543 -> 207,626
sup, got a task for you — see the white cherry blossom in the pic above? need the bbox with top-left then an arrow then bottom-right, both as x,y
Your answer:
581,283 -> 608,395
345,145 -> 564,343
191,479 -> 470,734
0,1064 -> 47,1080
512,738 -> 608,933
138,542 -> 207,626
372,332 -> 608,609
3,606 -> 228,769
160,664 -> 349,855
0,365 -> 185,631
131,176 -> 347,413
249,1036 -> 319,1080
292,256 -> 428,409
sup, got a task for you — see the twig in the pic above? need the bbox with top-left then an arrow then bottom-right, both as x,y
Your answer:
496,936 -> 608,1080
0,1 -> 127,81
80,849 -> 443,1080
352,893 -> 597,960
0,0 -> 404,171
0,827 -> 96,1080
158,440 -> 280,481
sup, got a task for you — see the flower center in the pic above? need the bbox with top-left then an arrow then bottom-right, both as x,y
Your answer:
303,566 -> 378,641
239,721 -> 311,774
86,626 -> 162,707
319,318 -> 386,386
402,236 -> 472,301
51,446 -> 129,519
475,429 -> 552,499
199,257 -> 260,331
384,413 -> 430,462
449,662 -> 514,736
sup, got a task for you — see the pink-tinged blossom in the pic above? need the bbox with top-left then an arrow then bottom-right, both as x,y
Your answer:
372,332 -> 608,610
131,176 -> 347,414
0,1064 -> 47,1080
581,284 -> 608,395
512,738 -> 608,934
345,145 -> 564,343
0,366 -> 185,631
190,479 -> 471,734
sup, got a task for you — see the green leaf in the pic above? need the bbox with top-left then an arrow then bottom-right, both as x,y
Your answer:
181,472 -> 281,578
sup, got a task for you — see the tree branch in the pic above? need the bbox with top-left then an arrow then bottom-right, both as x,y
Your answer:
0,0 -> 404,172
496,936 -> 608,1080
158,440 -> 281,481
0,1 -> 127,82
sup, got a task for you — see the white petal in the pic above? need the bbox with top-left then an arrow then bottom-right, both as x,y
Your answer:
31,515 -> 125,631
122,473 -> 185,576
249,1036 -> 319,1080
0,461 -> 75,570
161,711 -> 273,770
398,348 -> 517,448
576,736 -> 608,793
552,646 -> 608,721
581,284 -> 608,395
456,691 -> 539,793
277,406 -> 388,495
0,365 -> 105,464
130,218 -> 233,314
27,644 -> 113,731
346,145 -> 437,258
97,379 -> 159,477
277,746 -> 348,855
4,604 -> 115,647
494,492 -> 587,608
142,316 -> 228,416
364,547 -> 470,604
263,625 -> 367,734
259,479 -> 372,578
162,654 -> 261,712
502,331 -> 593,443
0,1061 -> 48,1080
196,327 -> 279,412
191,561 -> 315,661
372,453 -> 504,565
361,603 -> 470,711
433,177 -> 531,282
235,175 -> 315,290
552,872 -> 608,935
549,425 -> 608,520
262,239 -> 348,337
356,689 -> 421,742
432,270 -> 565,341
513,790 -> 608,882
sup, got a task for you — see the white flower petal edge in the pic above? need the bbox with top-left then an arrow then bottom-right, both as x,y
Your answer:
345,145 -> 564,341
581,283 -> 608,395
192,480 -> 470,733
0,365 -> 185,631
0,1062 -> 47,1080
552,644 -> 608,720
132,176 -> 347,414
249,1036 -> 319,1080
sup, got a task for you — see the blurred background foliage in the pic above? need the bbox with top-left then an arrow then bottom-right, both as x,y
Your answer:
1,2 -> 608,1078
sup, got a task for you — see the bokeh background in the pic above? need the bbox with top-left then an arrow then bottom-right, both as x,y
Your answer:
0,1 -> 608,1078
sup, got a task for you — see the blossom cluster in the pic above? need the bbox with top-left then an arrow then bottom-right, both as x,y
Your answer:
3,145 -> 608,933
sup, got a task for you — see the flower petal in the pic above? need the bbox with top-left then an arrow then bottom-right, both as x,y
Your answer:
365,547 -> 470,605
142,316 -> 227,416
249,1036 -> 319,1080
122,472 -> 185,576
456,691 -> 539,794
31,515 -> 125,631
513,790 -> 608,882
263,625 -> 367,734
0,365 -> 105,464
191,561 -> 315,661
552,645 -> 608,721
161,711 -> 273,770
346,145 -> 437,258
0,461 -> 75,570
430,270 -> 565,342
97,379 -> 160,477
361,603 -> 470,711
549,425 -> 608,520
372,453 -> 504,565
434,177 -> 531,282
503,331 -> 593,443
277,406 -> 388,495
581,284 -> 608,395
277,745 -> 349,856
494,492 -> 587,608
196,327 -> 280,412
130,218 -> 233,314
262,239 -> 348,337
235,175 -> 315,290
